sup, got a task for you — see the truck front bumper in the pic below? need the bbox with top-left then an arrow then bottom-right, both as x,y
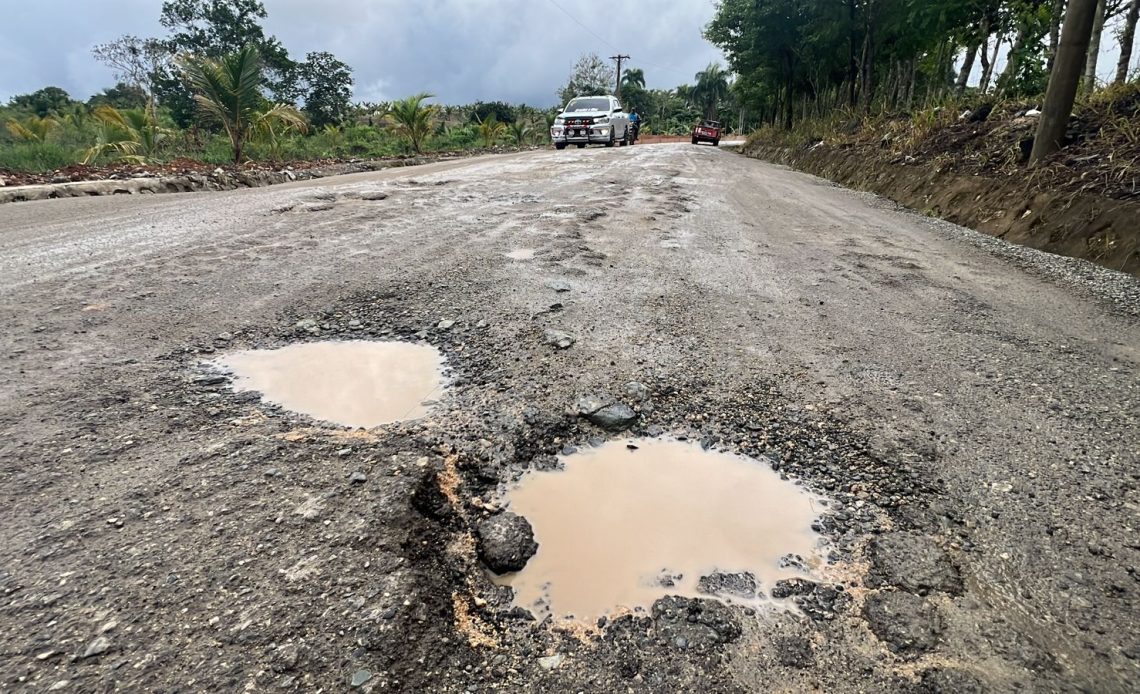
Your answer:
551,124 -> 613,144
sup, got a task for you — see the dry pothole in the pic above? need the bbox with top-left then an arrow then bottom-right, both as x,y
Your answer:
213,340 -> 446,428
494,438 -> 827,621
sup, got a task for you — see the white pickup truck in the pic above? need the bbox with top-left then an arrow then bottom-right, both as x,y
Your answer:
550,95 -> 632,149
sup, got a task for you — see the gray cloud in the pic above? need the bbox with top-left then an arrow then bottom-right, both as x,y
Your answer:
0,0 -> 726,106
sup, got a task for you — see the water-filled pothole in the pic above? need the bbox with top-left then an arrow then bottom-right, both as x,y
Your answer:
214,340 -> 445,428
497,438 -> 825,620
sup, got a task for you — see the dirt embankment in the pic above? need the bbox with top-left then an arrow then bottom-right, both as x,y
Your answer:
744,142 -> 1140,276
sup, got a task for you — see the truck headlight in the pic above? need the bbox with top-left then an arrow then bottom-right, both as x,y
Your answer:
554,118 -> 564,125
593,116 -> 610,124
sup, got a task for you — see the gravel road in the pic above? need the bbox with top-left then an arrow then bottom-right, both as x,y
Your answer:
1,144 -> 1137,693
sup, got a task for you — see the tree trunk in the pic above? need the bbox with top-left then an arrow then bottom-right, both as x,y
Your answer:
956,43 -> 980,97
1032,0 -> 1100,165
848,0 -> 859,106
998,25 -> 1029,94
859,20 -> 876,111
1116,0 -> 1140,83
1082,0 -> 1107,95
1047,0 -> 1067,73
981,33 -> 1001,93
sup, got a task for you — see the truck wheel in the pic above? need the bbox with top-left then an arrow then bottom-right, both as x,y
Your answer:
605,130 -> 616,147
691,137 -> 698,145
576,143 -> 586,148
713,139 -> 720,146
555,142 -> 566,150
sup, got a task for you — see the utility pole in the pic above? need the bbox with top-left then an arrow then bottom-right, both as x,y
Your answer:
610,54 -> 630,99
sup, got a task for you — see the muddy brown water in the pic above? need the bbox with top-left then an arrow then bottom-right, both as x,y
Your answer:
215,340 -> 445,428
498,438 -> 825,620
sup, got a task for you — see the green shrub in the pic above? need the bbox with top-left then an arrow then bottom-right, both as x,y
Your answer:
0,141 -> 79,171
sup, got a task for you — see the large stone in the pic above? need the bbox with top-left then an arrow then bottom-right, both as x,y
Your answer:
868,532 -> 962,595
863,591 -> 943,657
585,403 -> 637,431
476,512 -> 538,574
544,329 -> 576,349
81,636 -> 112,659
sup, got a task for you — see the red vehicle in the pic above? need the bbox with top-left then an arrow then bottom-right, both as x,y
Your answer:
691,120 -> 722,146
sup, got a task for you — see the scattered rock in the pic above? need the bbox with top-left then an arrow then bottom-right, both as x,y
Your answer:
476,512 -> 538,574
537,653 -> 564,670
349,471 -> 367,484
868,533 -> 962,595
697,572 -> 758,599
774,635 -> 815,668
294,318 -> 320,334
361,191 -> 388,201
586,403 -> 637,432
543,329 -> 576,349
906,667 -> 986,694
437,319 -> 455,330
272,643 -> 300,672
624,381 -> 651,403
350,670 -> 372,687
81,636 -> 112,659
863,591 -> 943,657
544,279 -> 572,293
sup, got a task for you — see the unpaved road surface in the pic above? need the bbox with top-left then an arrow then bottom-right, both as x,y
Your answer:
1,145 -> 1138,693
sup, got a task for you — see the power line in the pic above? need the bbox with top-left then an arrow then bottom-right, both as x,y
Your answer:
545,0 -> 619,52
543,0 -> 714,87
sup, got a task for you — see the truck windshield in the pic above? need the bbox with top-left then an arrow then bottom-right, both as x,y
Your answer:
566,98 -> 610,112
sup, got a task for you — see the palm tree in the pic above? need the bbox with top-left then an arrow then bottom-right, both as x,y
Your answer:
385,93 -> 438,154
508,120 -> 533,146
693,63 -> 730,121
622,68 -> 646,90
5,115 -> 59,142
178,44 -> 307,163
476,114 -> 508,148
82,105 -> 170,164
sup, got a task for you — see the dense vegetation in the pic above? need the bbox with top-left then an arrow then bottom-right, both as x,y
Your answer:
706,0 -> 1139,130
0,0 -> 740,174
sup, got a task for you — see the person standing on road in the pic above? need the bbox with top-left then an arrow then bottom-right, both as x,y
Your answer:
629,110 -> 641,143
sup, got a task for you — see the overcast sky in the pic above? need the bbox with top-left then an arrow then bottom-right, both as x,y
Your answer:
0,0 -> 726,106
0,1 -> 1133,108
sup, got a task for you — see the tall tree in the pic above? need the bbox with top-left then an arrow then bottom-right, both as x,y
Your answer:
558,54 -> 616,105
693,63 -> 731,120
1032,0 -> 1099,164
298,52 -> 353,128
178,44 -> 306,163
91,36 -> 171,105
1115,0 -> 1139,83
8,87 -> 75,117
621,68 -> 647,90
156,0 -> 298,126
1082,0 -> 1108,94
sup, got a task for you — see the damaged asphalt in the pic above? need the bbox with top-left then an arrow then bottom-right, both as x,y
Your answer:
0,144 -> 1137,692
